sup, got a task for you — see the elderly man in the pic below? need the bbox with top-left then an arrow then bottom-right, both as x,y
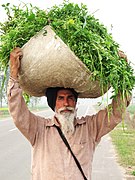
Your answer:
8,47 -> 130,180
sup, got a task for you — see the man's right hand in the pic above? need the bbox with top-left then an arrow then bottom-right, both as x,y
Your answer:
10,47 -> 23,80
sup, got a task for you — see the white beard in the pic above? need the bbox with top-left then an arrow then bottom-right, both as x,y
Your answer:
55,107 -> 76,139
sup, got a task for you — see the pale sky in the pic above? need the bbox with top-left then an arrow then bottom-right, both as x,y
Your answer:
0,0 -> 135,67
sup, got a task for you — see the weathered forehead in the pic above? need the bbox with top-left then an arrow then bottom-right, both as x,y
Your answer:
57,89 -> 74,96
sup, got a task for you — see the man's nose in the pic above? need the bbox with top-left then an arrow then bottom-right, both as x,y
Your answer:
63,98 -> 69,106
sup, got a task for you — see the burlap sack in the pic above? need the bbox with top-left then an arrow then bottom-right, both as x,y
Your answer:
19,25 -> 107,98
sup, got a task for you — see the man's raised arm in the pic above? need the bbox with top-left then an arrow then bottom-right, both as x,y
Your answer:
7,48 -> 38,146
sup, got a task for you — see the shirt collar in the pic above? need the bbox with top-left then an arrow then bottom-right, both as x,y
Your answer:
74,117 -> 86,126
45,117 -> 59,127
46,116 -> 86,127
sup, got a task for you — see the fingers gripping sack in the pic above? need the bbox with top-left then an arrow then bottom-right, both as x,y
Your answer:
10,47 -> 23,79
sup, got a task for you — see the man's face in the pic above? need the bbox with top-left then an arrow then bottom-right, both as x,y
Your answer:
55,89 -> 77,137
55,89 -> 76,113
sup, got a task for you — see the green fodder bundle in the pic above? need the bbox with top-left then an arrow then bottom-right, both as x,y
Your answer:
0,1 -> 135,98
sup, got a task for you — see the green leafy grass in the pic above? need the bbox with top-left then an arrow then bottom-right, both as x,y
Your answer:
132,171 -> 135,176
0,107 -> 9,118
0,106 -> 48,119
110,124 -> 135,176
0,1 -> 135,99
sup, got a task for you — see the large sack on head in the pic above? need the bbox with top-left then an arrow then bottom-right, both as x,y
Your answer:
19,25 -> 107,98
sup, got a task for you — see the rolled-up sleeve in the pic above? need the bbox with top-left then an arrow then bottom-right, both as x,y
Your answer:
89,94 -> 129,142
7,77 -> 38,146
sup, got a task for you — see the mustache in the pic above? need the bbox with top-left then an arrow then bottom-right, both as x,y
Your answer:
58,107 -> 75,113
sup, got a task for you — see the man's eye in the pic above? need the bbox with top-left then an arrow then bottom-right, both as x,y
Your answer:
69,96 -> 75,100
58,96 -> 63,100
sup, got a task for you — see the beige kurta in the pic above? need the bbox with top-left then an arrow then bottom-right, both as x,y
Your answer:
7,78 -> 126,180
